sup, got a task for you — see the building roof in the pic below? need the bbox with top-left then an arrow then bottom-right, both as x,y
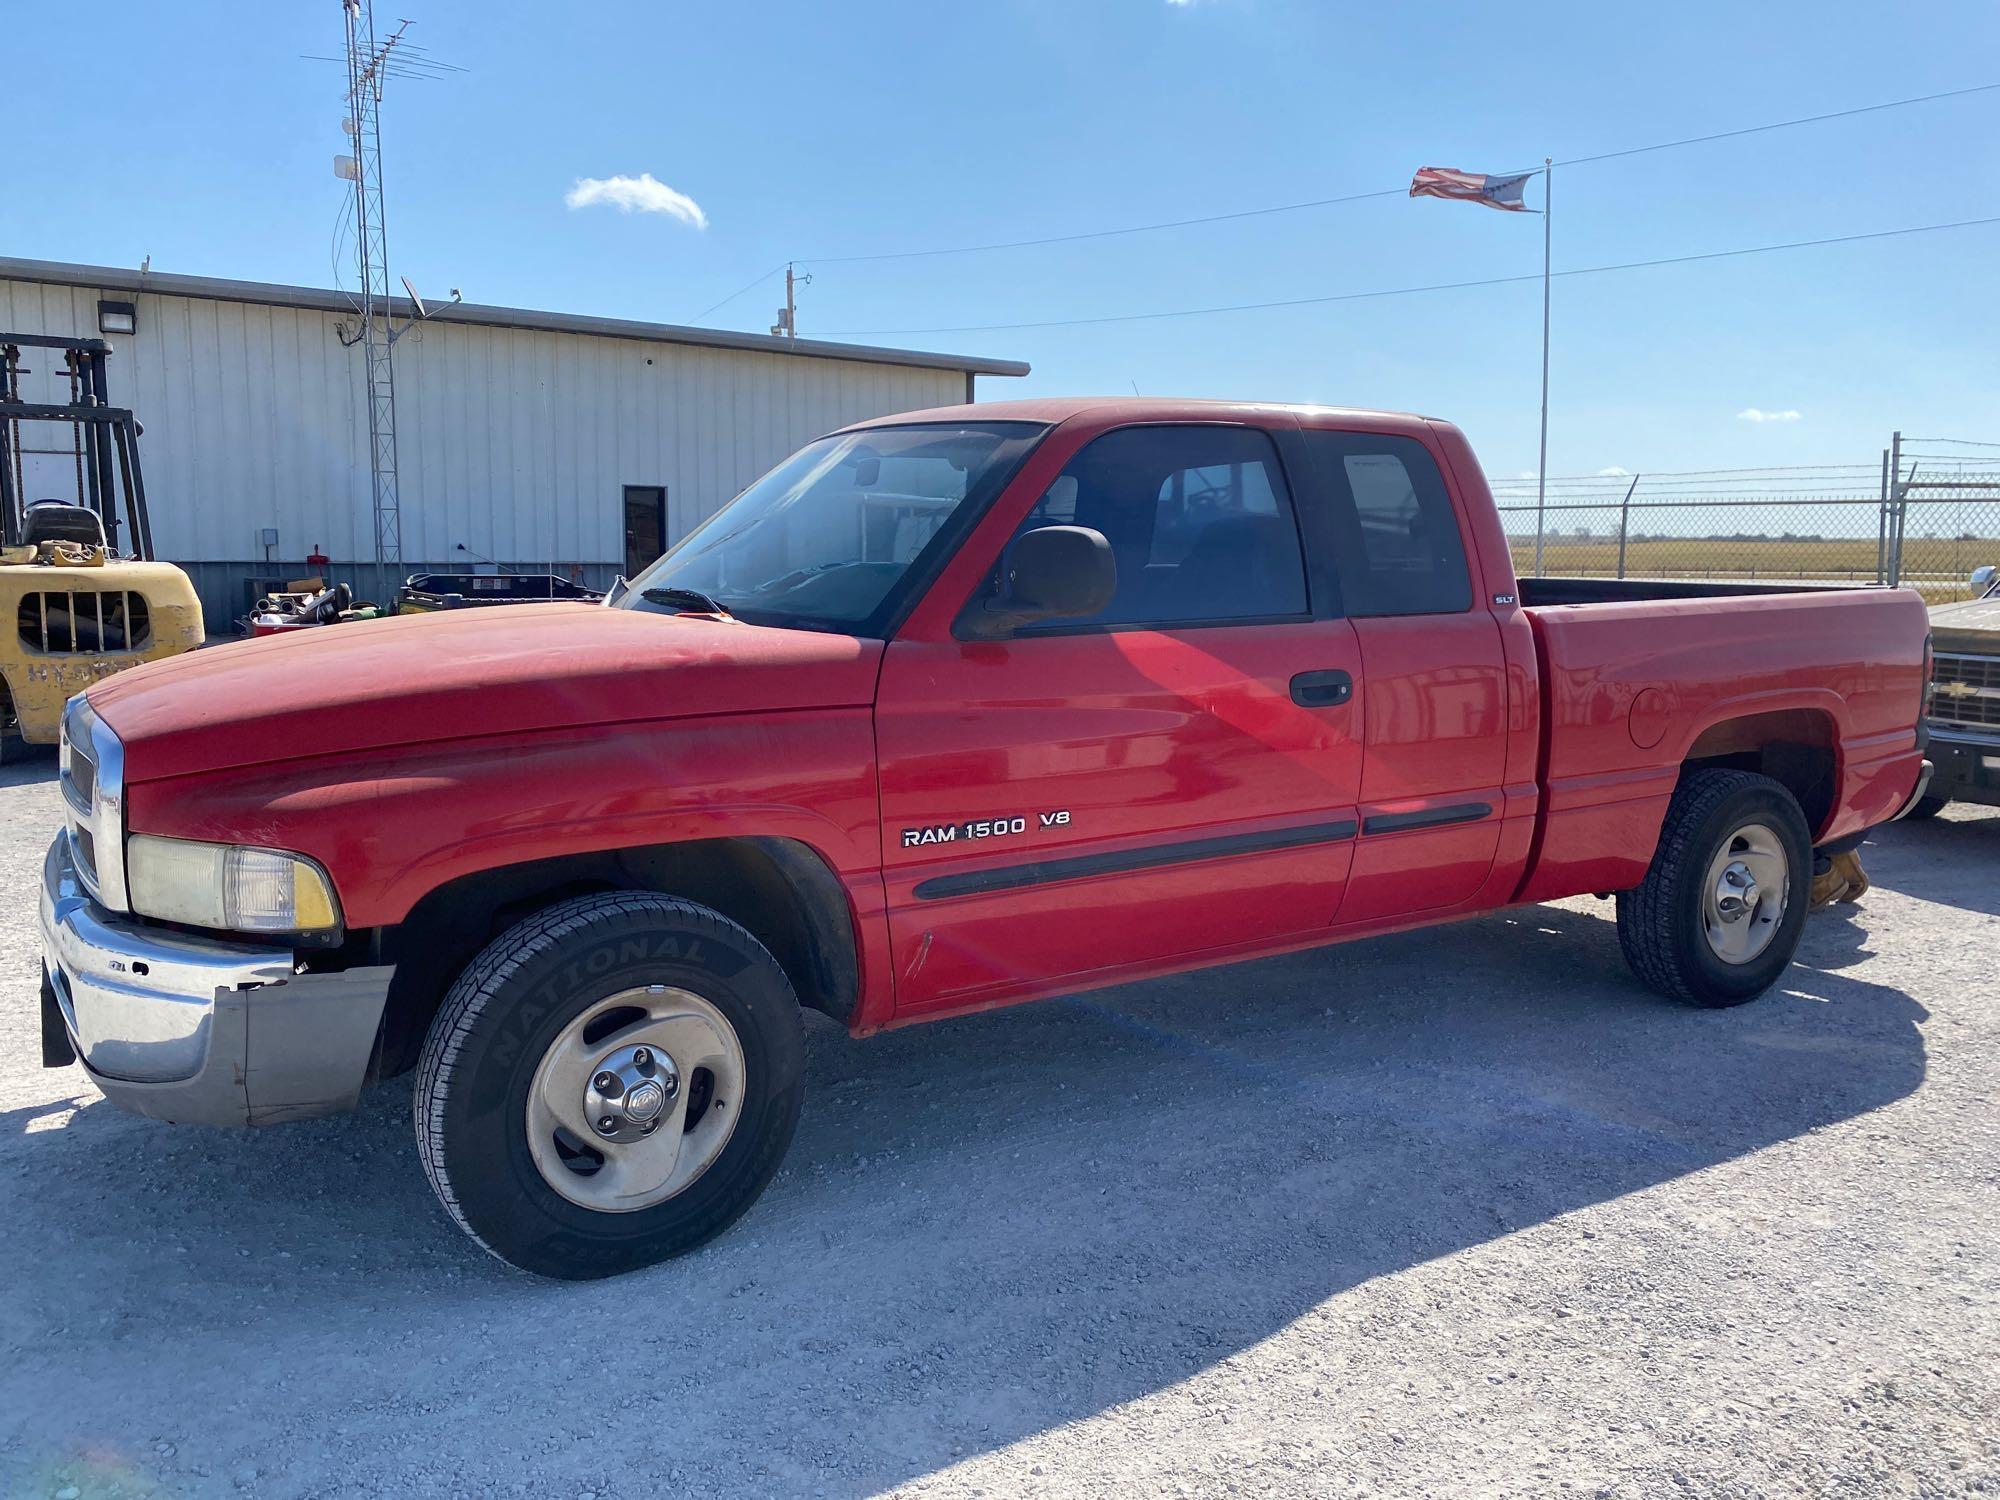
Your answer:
0,256 -> 1030,379
842,395 -> 1433,429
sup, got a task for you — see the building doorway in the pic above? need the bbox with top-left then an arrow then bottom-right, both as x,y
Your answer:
623,485 -> 667,577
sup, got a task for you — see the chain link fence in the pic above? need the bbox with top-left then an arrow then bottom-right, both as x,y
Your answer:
1495,438 -> 2000,602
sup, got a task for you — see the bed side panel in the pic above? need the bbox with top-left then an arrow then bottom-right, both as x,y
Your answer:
1518,588 -> 1928,902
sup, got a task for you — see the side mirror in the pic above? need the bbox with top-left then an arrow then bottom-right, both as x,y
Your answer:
1972,563 -> 1997,591
965,525 -> 1117,638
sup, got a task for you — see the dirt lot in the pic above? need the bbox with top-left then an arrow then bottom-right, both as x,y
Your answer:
1,753 -> 1995,1499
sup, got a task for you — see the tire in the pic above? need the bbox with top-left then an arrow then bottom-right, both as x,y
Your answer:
1901,792 -> 1950,821
1615,769 -> 1812,1008
414,891 -> 805,1279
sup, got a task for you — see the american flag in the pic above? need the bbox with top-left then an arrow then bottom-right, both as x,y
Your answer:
1409,166 -> 1534,212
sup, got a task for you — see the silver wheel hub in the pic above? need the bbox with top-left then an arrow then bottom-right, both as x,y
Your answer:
584,1043 -> 680,1143
525,985 -> 745,1214
1701,823 -> 1789,966
1713,862 -> 1761,921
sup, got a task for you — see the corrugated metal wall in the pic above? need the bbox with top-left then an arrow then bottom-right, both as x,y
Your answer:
2,276 -> 964,624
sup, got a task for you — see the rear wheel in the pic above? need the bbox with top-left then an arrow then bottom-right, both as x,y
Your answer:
1616,769 -> 1811,1008
414,891 -> 805,1279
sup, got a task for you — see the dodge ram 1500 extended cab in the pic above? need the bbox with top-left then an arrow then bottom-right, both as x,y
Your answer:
38,399 -> 1934,1278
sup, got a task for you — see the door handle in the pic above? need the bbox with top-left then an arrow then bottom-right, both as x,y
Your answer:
1290,669 -> 1353,708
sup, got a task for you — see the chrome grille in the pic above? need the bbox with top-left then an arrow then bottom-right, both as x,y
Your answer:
1932,653 -> 2000,731
71,824 -> 98,888
58,697 -> 124,907
59,701 -> 99,895
67,735 -> 96,808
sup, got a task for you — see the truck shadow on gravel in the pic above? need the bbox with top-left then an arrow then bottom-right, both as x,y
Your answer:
1864,808 -> 2000,917
5,889 -> 1929,1495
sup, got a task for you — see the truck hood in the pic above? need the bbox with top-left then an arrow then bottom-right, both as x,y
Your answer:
1928,593 -> 2000,657
87,603 -> 884,782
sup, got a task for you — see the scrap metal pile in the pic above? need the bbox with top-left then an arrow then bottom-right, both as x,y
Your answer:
242,571 -> 602,636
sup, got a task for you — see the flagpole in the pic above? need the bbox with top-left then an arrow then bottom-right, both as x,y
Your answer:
1535,157 -> 1552,577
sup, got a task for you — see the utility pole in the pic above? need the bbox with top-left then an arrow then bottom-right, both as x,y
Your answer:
340,0 -> 409,607
771,262 -> 809,338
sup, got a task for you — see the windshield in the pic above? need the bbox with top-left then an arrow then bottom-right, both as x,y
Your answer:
619,421 -> 1044,633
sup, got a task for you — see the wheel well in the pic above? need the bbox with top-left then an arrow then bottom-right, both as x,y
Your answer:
1682,709 -> 1837,839
365,837 -> 860,1080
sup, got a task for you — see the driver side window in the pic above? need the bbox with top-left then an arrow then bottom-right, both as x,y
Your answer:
1001,425 -> 1309,629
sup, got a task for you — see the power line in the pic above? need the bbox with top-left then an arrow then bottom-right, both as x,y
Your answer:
1521,479 -> 1882,492
819,215 -> 2000,336
687,264 -> 785,322
1538,463 -> 1880,479
1551,80 -> 2000,169
797,80 -> 2000,267
1504,475 -> 1890,487
806,187 -> 1406,265
1500,486 -> 1899,498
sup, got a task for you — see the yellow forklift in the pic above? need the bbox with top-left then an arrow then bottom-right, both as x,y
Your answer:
0,334 -> 203,756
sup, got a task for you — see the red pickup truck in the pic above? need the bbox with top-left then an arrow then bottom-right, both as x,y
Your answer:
40,398 -> 1933,1278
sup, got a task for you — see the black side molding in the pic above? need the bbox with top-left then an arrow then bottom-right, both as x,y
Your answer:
1361,802 -> 1492,836
912,819 -> 1358,902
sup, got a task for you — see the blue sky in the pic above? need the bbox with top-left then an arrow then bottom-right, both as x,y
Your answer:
13,0 -> 1999,483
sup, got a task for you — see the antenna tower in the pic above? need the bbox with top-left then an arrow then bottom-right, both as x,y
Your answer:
341,0 -> 410,602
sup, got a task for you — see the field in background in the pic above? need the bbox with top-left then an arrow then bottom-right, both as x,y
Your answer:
1490,448 -> 1998,603
1506,534 -> 2000,601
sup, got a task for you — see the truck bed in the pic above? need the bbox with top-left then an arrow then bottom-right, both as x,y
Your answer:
1513,581 -> 1930,904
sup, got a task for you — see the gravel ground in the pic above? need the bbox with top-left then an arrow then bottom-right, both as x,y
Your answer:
1,748 -> 1995,1499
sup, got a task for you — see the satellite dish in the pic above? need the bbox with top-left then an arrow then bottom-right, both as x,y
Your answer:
400,276 -> 427,318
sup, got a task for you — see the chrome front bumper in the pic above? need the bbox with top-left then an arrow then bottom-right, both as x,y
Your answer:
40,831 -> 395,1127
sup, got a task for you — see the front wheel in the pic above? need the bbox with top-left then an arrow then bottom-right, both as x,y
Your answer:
1616,769 -> 1812,1008
414,891 -> 805,1279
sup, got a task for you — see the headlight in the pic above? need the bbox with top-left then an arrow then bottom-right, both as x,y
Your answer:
126,835 -> 341,936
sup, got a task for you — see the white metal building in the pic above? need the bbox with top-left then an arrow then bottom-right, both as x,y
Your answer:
0,257 -> 1027,626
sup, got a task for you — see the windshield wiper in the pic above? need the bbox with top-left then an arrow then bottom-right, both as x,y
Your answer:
641,586 -> 732,616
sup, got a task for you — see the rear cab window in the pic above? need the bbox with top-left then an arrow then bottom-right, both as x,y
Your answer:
1298,430 -> 1473,616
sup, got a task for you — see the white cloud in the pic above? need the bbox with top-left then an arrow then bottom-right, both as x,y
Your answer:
1596,466 -> 1630,477
564,173 -> 708,229
1737,407 -> 1801,423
